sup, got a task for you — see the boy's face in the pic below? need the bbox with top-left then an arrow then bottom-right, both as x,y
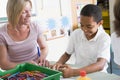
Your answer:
80,15 -> 102,40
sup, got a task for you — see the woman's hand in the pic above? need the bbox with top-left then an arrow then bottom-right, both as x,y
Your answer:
37,57 -> 49,67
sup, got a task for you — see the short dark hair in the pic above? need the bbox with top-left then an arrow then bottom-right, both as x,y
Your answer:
114,0 -> 120,37
80,4 -> 102,23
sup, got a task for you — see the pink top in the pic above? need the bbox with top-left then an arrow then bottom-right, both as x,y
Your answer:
0,21 -> 43,62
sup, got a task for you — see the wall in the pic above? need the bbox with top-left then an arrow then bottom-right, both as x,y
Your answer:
71,0 -> 97,30
46,36 -> 75,64
109,0 -> 115,34
0,0 -> 72,28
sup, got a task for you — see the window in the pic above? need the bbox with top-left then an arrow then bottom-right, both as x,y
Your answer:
0,0 -> 37,23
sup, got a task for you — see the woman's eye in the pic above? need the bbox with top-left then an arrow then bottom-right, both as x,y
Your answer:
22,11 -> 26,14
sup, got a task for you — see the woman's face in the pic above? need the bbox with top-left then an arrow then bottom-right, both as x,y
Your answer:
18,2 -> 32,25
80,15 -> 101,40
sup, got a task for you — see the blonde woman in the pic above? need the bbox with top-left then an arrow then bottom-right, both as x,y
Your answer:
0,0 -> 49,70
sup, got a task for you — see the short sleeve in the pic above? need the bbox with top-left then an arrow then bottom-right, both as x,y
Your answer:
0,34 -> 6,46
97,35 -> 111,62
111,32 -> 120,65
66,31 -> 76,55
32,21 -> 44,38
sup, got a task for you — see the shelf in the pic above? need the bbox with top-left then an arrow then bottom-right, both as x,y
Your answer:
46,35 -> 65,41
102,10 -> 109,17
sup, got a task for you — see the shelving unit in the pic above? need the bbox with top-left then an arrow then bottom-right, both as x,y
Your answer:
97,0 -> 110,34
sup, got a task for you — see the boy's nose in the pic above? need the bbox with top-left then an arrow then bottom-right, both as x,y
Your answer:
82,27 -> 87,32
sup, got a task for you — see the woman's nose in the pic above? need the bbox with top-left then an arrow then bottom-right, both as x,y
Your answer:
27,11 -> 31,17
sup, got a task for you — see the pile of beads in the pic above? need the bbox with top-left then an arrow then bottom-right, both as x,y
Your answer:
0,71 -> 48,80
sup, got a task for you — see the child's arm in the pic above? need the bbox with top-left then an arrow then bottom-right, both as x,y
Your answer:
52,52 -> 71,70
72,58 -> 107,76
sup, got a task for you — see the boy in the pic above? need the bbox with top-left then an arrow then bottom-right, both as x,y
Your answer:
52,4 -> 110,78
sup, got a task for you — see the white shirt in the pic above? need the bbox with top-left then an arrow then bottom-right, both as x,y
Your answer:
66,27 -> 110,72
111,32 -> 120,65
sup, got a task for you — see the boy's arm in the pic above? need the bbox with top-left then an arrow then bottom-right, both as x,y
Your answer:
57,52 -> 71,64
52,52 -> 71,70
72,58 -> 107,76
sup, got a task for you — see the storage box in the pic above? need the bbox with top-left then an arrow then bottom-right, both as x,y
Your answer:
0,63 -> 62,80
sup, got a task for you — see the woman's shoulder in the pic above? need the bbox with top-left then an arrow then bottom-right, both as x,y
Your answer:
0,24 -> 7,41
30,21 -> 42,29
111,32 -> 120,41
111,32 -> 116,37
30,21 -> 44,34
29,21 -> 39,30
0,24 -> 7,33
30,21 -> 38,27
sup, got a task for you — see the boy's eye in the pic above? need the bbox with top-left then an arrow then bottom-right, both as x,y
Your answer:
81,24 -> 84,27
86,25 -> 92,28
87,27 -> 92,29
81,25 -> 93,30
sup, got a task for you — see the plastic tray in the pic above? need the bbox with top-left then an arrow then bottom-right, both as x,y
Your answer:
0,63 -> 62,80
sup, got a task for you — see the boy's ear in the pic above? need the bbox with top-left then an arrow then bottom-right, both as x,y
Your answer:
98,20 -> 103,25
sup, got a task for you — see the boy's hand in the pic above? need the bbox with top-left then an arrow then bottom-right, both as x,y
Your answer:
51,62 -> 63,70
59,64 -> 74,78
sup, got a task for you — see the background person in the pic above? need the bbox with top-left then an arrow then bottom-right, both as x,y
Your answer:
111,0 -> 120,67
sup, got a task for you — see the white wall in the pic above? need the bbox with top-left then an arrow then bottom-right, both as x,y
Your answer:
109,0 -> 115,34
0,0 -> 73,27
35,0 -> 72,23
46,36 -> 75,64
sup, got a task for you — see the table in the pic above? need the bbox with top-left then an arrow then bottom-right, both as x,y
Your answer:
60,72 -> 120,80
50,61 -> 120,80
1,62 -> 120,80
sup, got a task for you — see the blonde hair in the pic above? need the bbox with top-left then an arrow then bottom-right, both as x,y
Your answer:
6,0 -> 32,28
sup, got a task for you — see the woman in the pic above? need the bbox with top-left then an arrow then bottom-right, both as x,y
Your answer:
111,0 -> 120,66
0,0 -> 49,70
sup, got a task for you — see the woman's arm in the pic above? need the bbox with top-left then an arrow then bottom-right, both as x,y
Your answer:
0,45 -> 18,70
37,34 -> 48,59
37,34 -> 49,66
0,45 -> 38,70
